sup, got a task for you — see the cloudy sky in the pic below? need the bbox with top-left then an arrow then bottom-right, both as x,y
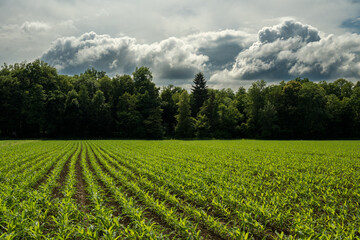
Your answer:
1,0 -> 360,88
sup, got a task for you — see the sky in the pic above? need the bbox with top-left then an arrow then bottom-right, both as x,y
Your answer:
1,0 -> 360,89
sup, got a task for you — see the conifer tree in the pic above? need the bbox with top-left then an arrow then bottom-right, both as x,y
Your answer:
191,72 -> 207,117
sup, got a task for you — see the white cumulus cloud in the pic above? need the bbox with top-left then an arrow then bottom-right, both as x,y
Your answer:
41,29 -> 254,84
41,19 -> 360,88
210,20 -> 360,87
41,32 -> 209,82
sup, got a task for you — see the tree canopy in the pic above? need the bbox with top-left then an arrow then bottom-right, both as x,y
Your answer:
0,60 -> 359,139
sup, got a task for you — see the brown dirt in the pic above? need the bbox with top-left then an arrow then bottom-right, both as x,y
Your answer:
74,145 -> 91,212
52,150 -> 75,198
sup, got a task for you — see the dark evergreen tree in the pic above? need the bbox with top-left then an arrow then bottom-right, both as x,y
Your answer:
191,72 -> 207,117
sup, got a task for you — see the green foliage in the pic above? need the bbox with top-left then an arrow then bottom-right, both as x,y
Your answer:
0,60 -> 359,139
297,82 -> 327,138
215,88 -> 243,138
350,86 -> 360,136
132,67 -> 164,139
160,85 -> 184,137
91,90 -> 112,136
116,93 -> 141,138
258,101 -> 279,138
244,80 -> 267,137
195,90 -> 219,138
64,90 -> 80,136
175,91 -> 194,138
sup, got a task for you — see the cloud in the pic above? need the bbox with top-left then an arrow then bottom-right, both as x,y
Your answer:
0,21 -> 52,36
41,29 -> 254,83
36,19 -> 360,89
21,21 -> 51,33
2,0 -> 360,88
185,30 -> 255,71
341,17 -> 360,33
210,20 -> 360,86
41,32 -> 209,81
258,20 -> 320,44
289,34 -> 360,78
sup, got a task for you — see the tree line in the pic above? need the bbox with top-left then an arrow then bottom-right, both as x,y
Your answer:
0,60 -> 359,139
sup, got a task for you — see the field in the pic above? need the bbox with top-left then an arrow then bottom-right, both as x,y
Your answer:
0,140 -> 359,239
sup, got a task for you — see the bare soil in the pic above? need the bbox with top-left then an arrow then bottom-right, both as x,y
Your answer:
74,145 -> 91,212
52,150 -> 75,198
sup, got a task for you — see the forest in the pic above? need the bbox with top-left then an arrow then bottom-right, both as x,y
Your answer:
0,60 -> 359,139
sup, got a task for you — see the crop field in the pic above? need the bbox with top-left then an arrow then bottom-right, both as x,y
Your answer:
0,140 -> 359,239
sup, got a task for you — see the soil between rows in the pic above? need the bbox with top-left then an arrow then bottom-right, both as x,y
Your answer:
74,145 -> 91,212
52,149 -> 76,198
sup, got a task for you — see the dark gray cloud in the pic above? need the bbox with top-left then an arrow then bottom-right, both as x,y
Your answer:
185,30 -> 254,71
198,42 -> 243,70
341,17 -> 360,33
